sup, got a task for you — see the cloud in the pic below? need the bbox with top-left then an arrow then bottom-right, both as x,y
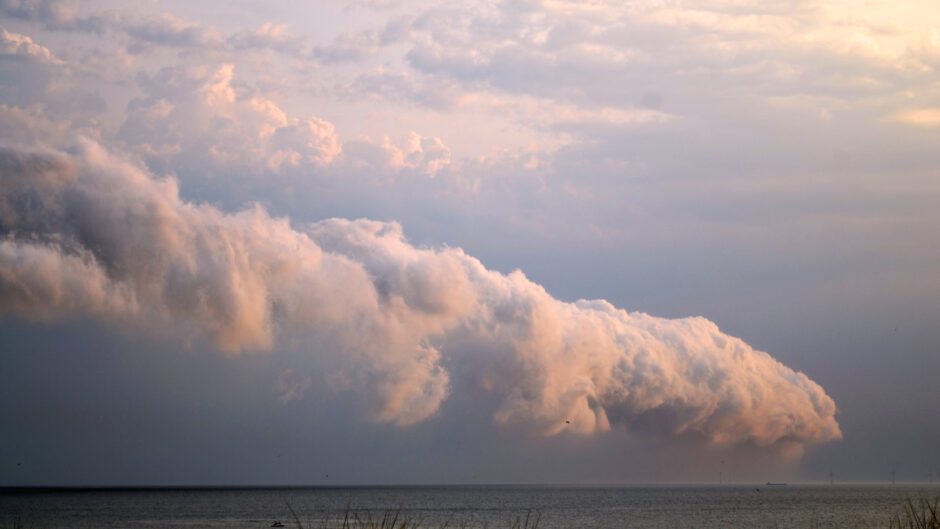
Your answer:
313,29 -> 381,63
122,12 -> 223,53
386,0 -> 938,120
229,22 -> 306,55
0,27 -> 77,110
341,131 -> 451,176
119,63 -> 341,175
0,25 -> 61,63
347,68 -> 471,110
0,0 -> 76,25
311,14 -> 413,64
0,139 -> 841,449
1,3 -> 266,55
115,61 -> 470,188
0,104 -> 79,149
274,368 -> 312,404
894,108 -> 940,127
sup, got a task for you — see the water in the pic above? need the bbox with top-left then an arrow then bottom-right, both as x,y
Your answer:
2,485 -> 939,529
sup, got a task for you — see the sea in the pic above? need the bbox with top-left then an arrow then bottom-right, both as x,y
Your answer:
2,484 -> 939,529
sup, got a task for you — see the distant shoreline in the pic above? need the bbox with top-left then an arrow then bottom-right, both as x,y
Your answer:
4,482 -> 939,493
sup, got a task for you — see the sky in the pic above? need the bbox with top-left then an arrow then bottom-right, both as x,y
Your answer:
0,0 -> 938,486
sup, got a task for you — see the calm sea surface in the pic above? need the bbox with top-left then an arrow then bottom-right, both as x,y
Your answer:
2,485 -> 939,529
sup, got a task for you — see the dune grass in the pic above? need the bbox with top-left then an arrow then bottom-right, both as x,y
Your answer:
283,501 -> 540,529
279,498 -> 940,529
890,498 -> 940,529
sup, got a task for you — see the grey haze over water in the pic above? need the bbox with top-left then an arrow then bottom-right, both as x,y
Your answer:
3,485 -> 940,529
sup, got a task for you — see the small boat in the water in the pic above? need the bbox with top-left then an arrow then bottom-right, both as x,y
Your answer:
271,522 -> 285,528
765,482 -> 788,486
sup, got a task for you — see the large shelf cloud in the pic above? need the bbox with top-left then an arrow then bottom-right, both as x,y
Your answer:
0,139 -> 840,450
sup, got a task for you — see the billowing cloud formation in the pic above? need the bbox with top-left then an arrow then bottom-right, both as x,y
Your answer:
0,139 -> 841,450
120,63 -> 341,174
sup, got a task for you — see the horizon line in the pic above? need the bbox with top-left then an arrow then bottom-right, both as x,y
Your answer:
3,481 -> 939,492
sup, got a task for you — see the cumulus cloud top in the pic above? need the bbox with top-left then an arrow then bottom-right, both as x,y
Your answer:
0,25 -> 60,63
0,140 -> 841,448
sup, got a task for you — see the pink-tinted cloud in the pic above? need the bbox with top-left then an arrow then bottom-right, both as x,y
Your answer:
0,139 -> 841,447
